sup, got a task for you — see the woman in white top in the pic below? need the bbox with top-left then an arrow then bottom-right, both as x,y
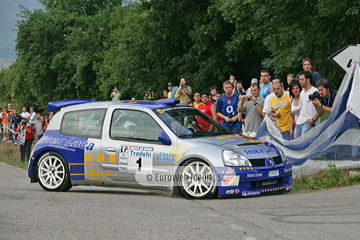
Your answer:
288,80 -> 302,138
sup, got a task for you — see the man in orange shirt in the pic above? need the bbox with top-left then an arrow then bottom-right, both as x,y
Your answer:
2,106 -> 9,140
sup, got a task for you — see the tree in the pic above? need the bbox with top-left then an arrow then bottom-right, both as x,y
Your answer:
217,0 -> 360,86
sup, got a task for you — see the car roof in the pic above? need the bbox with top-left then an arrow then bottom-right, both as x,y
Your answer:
48,99 -> 181,112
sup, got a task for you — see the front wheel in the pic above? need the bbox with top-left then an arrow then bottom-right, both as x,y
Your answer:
37,152 -> 72,192
178,159 -> 217,199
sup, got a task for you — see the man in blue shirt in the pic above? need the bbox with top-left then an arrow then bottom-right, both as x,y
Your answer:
259,69 -> 272,98
216,80 -> 241,133
9,109 -> 22,145
167,82 -> 179,99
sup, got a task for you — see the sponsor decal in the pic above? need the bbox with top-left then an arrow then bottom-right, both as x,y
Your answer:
284,168 -> 292,173
262,180 -> 277,186
221,175 -> 240,186
155,147 -> 184,164
225,189 -> 240,195
246,173 -> 263,178
156,109 -> 164,114
41,137 -> 95,150
130,150 -> 153,158
243,147 -> 277,156
244,137 -> 266,143
241,191 -> 261,196
156,152 -> 175,162
118,146 -> 154,172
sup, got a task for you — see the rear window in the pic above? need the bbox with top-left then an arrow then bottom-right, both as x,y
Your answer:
60,109 -> 106,138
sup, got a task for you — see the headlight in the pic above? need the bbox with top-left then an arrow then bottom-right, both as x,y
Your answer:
278,148 -> 287,162
222,150 -> 252,166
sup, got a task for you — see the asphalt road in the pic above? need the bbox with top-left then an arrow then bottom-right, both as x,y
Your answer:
1,163 -> 359,240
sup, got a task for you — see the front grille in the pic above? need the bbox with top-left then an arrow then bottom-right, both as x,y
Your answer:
249,158 -> 265,166
249,156 -> 282,167
273,156 -> 283,164
252,177 -> 283,189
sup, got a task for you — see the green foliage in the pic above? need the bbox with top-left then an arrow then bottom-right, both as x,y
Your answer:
218,0 -> 360,87
0,62 -> 18,105
293,163 -> 360,192
0,0 -> 359,107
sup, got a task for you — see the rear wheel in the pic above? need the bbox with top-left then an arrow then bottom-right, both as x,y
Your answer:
178,159 -> 217,199
37,152 -> 72,192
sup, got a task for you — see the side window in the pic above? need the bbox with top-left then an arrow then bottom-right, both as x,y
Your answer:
60,109 -> 106,138
110,109 -> 162,141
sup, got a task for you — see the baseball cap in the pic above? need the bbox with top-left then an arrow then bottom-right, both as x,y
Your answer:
167,82 -> 173,86
8,103 -> 12,106
251,78 -> 258,84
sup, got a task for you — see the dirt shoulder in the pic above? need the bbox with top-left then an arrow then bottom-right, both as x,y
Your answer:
0,140 -> 23,162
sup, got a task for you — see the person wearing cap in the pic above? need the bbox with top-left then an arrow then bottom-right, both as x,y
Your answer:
7,103 -> 13,114
110,86 -> 122,101
167,82 -> 179,99
144,88 -> 155,100
246,78 -> 259,98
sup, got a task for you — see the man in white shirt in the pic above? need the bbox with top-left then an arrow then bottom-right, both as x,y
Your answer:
21,107 -> 30,120
294,71 -> 320,138
28,106 -> 37,127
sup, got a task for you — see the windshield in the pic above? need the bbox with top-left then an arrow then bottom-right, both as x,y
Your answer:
155,106 -> 230,138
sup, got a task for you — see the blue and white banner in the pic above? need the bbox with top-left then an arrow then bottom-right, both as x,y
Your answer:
256,62 -> 360,170
16,127 -> 26,145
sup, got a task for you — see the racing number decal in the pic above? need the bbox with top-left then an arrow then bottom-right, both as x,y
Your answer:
118,146 -> 153,173
136,158 -> 142,171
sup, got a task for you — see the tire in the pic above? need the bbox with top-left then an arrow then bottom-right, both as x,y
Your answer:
178,159 -> 217,199
37,152 -> 72,192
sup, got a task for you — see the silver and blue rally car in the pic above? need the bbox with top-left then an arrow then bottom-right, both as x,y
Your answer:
28,99 -> 292,199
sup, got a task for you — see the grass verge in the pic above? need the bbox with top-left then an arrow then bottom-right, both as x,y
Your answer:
292,164 -> 360,192
0,156 -> 28,170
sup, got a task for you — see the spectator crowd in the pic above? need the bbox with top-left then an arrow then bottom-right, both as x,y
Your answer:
130,58 -> 337,140
0,105 -> 54,162
0,58 -> 337,163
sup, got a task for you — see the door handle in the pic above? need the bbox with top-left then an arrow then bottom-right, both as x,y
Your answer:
106,148 -> 116,154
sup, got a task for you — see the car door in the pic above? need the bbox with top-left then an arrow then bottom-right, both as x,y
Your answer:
100,107 -> 177,185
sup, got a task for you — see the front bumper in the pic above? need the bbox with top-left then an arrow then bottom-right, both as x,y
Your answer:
216,160 -> 293,197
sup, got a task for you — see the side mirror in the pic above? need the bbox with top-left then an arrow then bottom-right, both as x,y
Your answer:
158,130 -> 172,145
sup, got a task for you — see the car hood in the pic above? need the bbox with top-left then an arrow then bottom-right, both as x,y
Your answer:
194,134 -> 280,159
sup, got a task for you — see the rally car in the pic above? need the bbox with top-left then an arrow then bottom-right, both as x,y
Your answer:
28,99 -> 292,199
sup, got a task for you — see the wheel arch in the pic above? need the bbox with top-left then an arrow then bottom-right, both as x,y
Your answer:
177,155 -> 214,167
30,150 -> 67,183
